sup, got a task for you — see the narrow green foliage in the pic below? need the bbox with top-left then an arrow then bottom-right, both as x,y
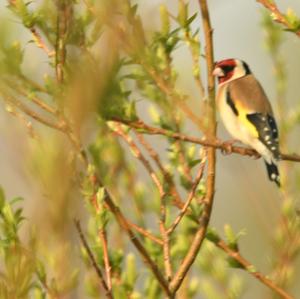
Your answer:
1,41 -> 24,75
159,5 -> 170,36
8,0 -> 37,28
122,253 -> 137,293
0,189 -> 49,299
285,7 -> 300,32
206,227 -> 221,243
224,224 -> 245,252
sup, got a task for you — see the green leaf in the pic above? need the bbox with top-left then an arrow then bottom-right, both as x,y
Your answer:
186,13 -> 197,26
1,203 -> 15,225
10,197 -> 24,206
188,158 -> 202,168
2,41 -> 24,74
206,227 -> 220,243
0,187 -> 6,211
160,5 -> 170,35
36,260 -> 46,283
224,224 -> 239,251
123,253 -> 137,292
227,257 -> 244,269
178,1 -> 188,27
286,7 -> 300,28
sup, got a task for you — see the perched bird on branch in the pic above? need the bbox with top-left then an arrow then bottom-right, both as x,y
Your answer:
213,58 -> 280,187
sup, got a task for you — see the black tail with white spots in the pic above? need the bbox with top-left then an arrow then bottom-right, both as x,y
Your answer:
264,160 -> 280,187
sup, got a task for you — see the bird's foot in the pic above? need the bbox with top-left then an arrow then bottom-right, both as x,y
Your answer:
221,139 -> 239,155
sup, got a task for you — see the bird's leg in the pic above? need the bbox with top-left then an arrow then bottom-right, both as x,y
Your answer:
221,139 -> 240,155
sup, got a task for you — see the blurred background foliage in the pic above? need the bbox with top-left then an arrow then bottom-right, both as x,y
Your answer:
0,0 -> 299,298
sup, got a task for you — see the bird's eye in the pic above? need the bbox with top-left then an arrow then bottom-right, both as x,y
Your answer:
222,65 -> 235,73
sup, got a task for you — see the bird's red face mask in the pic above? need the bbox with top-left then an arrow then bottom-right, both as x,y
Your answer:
212,59 -> 236,84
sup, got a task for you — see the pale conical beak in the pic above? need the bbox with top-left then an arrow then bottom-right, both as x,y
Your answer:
212,67 -> 224,77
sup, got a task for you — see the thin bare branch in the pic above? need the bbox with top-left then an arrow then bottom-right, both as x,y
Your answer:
30,27 -> 55,57
127,220 -> 163,245
55,1 -> 71,84
160,219 -> 172,281
167,159 -> 206,235
74,220 -> 114,299
1,93 -> 66,132
99,228 -> 112,291
4,79 -> 57,115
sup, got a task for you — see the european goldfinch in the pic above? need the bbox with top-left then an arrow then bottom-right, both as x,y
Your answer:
213,58 -> 280,187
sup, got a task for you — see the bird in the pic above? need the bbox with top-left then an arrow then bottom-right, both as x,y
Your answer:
213,58 -> 281,187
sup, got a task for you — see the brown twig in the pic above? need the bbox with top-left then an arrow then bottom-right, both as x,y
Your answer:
257,0 -> 300,37
30,27 -> 55,57
74,220 -> 114,299
55,1 -> 70,84
160,214 -> 173,282
112,118 -> 300,163
167,159 -> 206,235
215,239 -> 294,299
99,228 -> 112,291
4,79 -> 57,115
127,219 -> 163,245
1,93 -> 66,132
